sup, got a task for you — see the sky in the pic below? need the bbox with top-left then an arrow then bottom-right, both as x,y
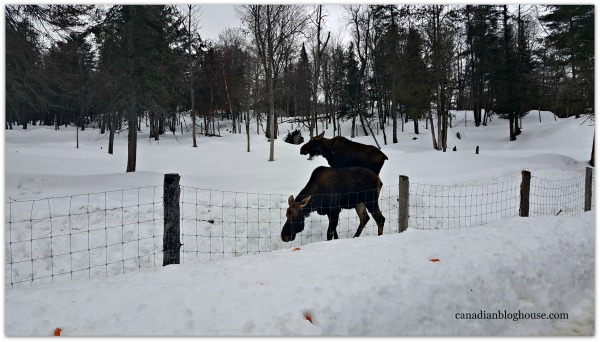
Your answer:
196,4 -> 349,43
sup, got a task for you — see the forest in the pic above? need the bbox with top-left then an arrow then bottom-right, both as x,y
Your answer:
5,5 -> 595,170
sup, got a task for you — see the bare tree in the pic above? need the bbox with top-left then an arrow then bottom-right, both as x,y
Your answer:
344,5 -> 381,148
218,28 -> 252,150
422,5 -> 458,150
179,5 -> 203,147
308,5 -> 331,138
238,5 -> 308,161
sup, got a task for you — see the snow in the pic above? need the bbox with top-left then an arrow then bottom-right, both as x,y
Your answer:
3,110 -> 596,336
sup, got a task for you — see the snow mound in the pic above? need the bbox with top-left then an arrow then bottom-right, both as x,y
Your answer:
5,212 -> 594,336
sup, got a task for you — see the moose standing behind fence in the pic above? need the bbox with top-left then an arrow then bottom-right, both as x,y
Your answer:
300,132 -> 389,174
281,166 -> 386,242
299,132 -> 390,232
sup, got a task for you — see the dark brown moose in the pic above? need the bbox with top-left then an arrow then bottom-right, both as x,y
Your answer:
299,132 -> 388,174
281,166 -> 385,242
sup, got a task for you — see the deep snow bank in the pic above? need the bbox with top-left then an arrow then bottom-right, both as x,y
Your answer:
4,211 -> 594,336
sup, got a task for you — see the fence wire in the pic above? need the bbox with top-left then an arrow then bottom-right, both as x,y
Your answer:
530,175 -> 590,216
5,170 -> 593,288
409,179 -> 521,229
179,185 -> 399,263
5,186 -> 163,289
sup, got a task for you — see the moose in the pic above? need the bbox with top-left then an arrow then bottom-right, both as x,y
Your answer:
299,132 -> 388,174
281,166 -> 385,242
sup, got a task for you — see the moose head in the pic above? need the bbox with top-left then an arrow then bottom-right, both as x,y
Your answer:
299,132 -> 325,157
281,195 -> 311,242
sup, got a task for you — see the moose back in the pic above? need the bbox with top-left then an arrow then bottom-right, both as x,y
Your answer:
300,132 -> 388,174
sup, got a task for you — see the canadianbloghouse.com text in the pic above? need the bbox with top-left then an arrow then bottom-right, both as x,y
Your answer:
455,310 -> 568,322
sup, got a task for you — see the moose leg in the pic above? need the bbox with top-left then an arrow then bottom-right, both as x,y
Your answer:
365,201 -> 386,236
353,203 -> 370,238
326,211 -> 340,240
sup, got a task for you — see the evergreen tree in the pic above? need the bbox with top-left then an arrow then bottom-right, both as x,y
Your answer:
492,6 -> 519,140
340,42 -> 361,137
6,18 -> 45,129
464,5 -> 502,126
295,43 -> 312,122
5,5 -> 95,129
371,4 -> 403,144
492,6 -> 536,141
322,43 -> 346,136
44,32 -> 95,145
541,5 -> 594,116
397,28 -> 431,135
96,5 -> 179,171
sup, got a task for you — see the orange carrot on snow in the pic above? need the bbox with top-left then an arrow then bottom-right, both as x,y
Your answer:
53,328 -> 62,336
292,247 -> 301,251
303,312 -> 314,324
430,258 -> 441,262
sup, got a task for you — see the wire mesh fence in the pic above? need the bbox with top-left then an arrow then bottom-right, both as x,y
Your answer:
178,184 -> 400,263
5,169 -> 593,288
408,179 -> 522,229
5,186 -> 163,289
530,175 -> 590,216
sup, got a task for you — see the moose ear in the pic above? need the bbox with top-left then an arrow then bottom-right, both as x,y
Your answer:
315,132 -> 325,140
299,196 -> 311,208
288,195 -> 295,206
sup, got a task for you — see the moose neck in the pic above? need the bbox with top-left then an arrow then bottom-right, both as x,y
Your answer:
318,137 -> 334,158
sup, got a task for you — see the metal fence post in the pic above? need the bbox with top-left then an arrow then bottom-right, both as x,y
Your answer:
585,167 -> 593,212
163,173 -> 181,266
519,170 -> 531,217
398,175 -> 409,232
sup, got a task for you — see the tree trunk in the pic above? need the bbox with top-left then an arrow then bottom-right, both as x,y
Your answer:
126,6 -> 137,172
357,108 -> 369,136
100,113 -> 106,134
509,113 -> 516,141
76,118 -> 79,149
377,101 -> 387,145
188,5 -> 198,148
428,109 -> 438,149
246,110 -> 251,152
127,116 -> 137,172
392,96 -> 398,144
590,133 -> 595,167
441,112 -> 448,151
149,111 -> 156,139
400,105 -> 404,133
159,115 -> 165,135
413,116 -> 419,135
108,112 -> 115,154
223,61 -> 235,133
268,71 -> 275,161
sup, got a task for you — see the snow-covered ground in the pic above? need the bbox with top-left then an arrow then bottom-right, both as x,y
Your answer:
3,110 -> 596,336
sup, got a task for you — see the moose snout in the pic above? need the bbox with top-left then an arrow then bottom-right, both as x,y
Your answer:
281,235 -> 295,242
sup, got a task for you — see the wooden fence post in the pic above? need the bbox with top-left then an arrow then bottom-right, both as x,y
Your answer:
398,175 -> 409,233
163,173 -> 181,266
584,167 -> 593,212
519,170 -> 531,217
